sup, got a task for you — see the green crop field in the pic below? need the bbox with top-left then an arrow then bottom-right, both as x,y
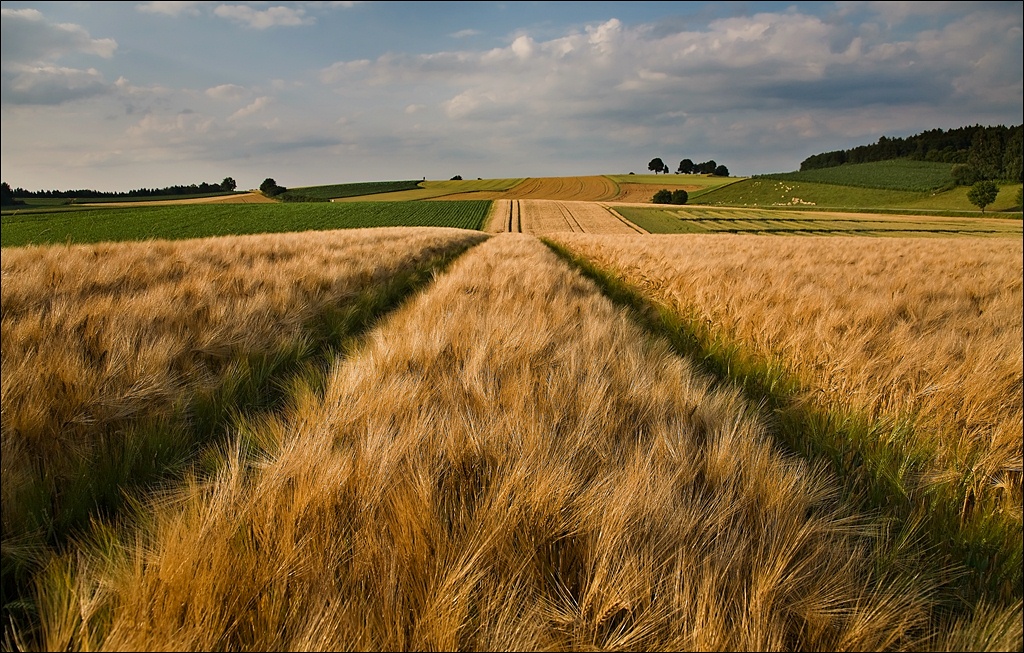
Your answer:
755,159 -> 955,192
0,200 -> 492,247
691,177 -> 1023,214
617,205 -> 1023,237
278,180 -> 424,201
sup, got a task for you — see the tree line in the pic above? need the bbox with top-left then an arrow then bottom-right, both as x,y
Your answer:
799,124 -> 1023,185
647,157 -> 729,177
1,177 -> 238,204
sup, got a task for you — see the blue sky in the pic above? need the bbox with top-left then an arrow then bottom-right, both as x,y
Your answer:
1,1 -> 1021,192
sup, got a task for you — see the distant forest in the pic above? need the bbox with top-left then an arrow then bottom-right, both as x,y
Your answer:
2,178 -> 237,204
800,124 -> 1023,184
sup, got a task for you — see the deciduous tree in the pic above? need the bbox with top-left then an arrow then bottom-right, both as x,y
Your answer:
967,180 -> 999,212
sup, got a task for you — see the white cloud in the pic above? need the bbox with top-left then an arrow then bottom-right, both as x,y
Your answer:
205,83 -> 249,100
0,8 -> 117,105
213,4 -> 315,29
126,111 -> 215,139
1,8 -> 117,63
450,29 -> 481,39
136,2 -> 208,17
228,96 -> 272,121
2,65 -> 109,105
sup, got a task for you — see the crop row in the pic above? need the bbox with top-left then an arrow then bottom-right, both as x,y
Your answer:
616,206 -> 1022,237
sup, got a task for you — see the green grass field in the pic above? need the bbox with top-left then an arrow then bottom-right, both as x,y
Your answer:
0,201 -> 492,247
617,205 -> 1023,237
755,159 -> 955,192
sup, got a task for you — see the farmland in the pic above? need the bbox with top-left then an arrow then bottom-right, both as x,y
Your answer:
331,178 -> 526,202
755,159 -> 956,192
278,180 -> 423,201
1,227 -> 487,646
16,235 -> 956,651
1,171 -> 1021,651
486,199 -> 645,235
0,200 -> 492,247
615,205 -> 1023,237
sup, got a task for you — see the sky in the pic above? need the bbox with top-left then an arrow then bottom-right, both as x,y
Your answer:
1,1 -> 1022,192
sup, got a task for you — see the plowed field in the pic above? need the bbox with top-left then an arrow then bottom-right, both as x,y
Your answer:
489,199 -> 645,234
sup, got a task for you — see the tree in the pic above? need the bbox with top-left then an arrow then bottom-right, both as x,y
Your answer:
260,177 -> 286,197
0,181 -> 16,205
713,165 -> 730,177
221,177 -> 237,192
450,175 -> 463,181
670,189 -> 688,205
652,189 -> 673,203
699,160 -> 717,174
648,158 -> 666,174
967,180 -> 999,212
677,159 -> 694,174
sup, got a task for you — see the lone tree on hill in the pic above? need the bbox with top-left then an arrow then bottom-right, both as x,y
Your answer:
221,177 -> 237,192
967,180 -> 999,212
648,158 -> 666,174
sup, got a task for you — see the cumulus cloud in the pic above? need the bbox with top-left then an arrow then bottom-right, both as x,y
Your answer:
213,4 -> 315,29
1,66 -> 108,106
323,8 -> 1020,127
228,96 -> 273,121
136,2 -> 208,17
205,83 -> 249,100
126,111 -> 215,139
0,8 -> 117,105
1,8 -> 117,63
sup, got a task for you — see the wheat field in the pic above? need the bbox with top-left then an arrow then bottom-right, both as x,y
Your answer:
3,228 -> 1021,651
34,234 -> 960,652
1,227 -> 485,636
545,234 -> 1023,512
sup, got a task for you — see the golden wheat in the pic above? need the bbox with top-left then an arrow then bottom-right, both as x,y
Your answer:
545,233 -> 1023,515
39,234 -> 944,652
1,227 -> 485,550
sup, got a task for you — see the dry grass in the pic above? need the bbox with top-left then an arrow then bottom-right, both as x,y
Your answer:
544,234 -> 1023,515
36,235 -> 947,652
1,227 -> 485,592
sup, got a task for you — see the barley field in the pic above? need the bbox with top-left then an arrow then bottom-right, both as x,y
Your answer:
2,224 -> 1021,651
546,233 -> 1023,608
31,235 -> 949,651
0,227 -> 486,646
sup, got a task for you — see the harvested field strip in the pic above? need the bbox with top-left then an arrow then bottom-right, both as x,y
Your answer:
495,175 -> 620,201
517,200 -> 643,235
1,228 -> 488,643
41,235 -> 944,652
544,233 -> 1023,612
